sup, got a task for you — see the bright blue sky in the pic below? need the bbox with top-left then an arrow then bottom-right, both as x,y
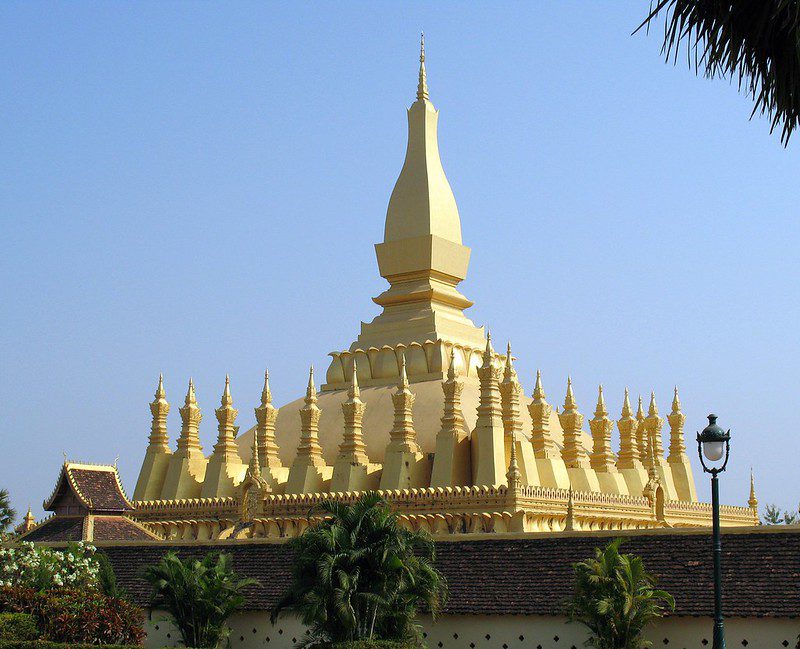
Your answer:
1,2 -> 798,521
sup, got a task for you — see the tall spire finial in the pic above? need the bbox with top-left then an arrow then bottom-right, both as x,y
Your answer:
748,468 -> 758,512
533,369 -> 546,402
155,373 -> 165,399
447,348 -> 458,380
306,366 -> 317,403
350,358 -> 361,399
399,353 -> 409,389
260,369 -> 272,407
417,32 -> 429,101
221,374 -> 232,406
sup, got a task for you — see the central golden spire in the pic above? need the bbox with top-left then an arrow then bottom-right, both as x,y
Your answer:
354,36 -> 485,355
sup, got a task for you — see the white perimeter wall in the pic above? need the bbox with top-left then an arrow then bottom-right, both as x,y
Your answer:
145,611 -> 799,649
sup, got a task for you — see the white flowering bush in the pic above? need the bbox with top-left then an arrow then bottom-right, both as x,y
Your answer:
0,541 -> 100,590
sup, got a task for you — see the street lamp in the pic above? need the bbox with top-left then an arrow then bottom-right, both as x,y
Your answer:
697,414 -> 731,649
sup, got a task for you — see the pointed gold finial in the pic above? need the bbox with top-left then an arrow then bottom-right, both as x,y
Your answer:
503,341 -> 516,382
749,468 -> 758,511
349,358 -> 361,399
636,394 -> 645,420
249,426 -> 262,478
564,486 -> 575,531
506,426 -> 521,492
185,378 -> 197,405
594,384 -> 607,417
221,374 -> 232,406
399,353 -> 409,389
482,330 -> 494,365
447,348 -> 458,380
155,373 -> 165,399
621,387 -> 633,418
533,369 -> 546,402
563,376 -> 577,412
671,385 -> 681,414
306,366 -> 317,403
416,32 -> 429,101
260,369 -> 272,407
648,390 -> 658,416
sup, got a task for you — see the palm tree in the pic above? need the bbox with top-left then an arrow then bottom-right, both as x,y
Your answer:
638,1 -> 800,144
272,492 -> 447,646
0,489 -> 16,534
566,538 -> 675,649
143,551 -> 257,649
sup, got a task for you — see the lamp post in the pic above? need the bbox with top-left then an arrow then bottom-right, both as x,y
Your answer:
696,414 -> 731,649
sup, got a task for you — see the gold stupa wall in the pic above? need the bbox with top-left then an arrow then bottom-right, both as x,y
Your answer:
131,38 -> 758,541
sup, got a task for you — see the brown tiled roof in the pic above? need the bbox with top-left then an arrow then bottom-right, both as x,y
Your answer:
21,516 -> 85,542
101,528 -> 800,618
92,517 -> 160,542
43,464 -> 132,513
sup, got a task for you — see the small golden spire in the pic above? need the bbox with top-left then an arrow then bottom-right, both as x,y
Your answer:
155,373 -> 165,399
416,32 -> 429,101
447,348 -> 458,380
349,358 -> 361,399
563,376 -> 577,413
648,391 -> 658,416
671,385 -> 681,414
621,387 -> 633,418
533,369 -> 546,402
482,330 -> 494,366
503,341 -> 516,382
748,468 -> 758,511
260,369 -> 272,407
306,366 -> 317,403
506,427 -> 521,492
594,384 -> 607,417
186,378 -> 197,405
221,374 -> 232,407
249,427 -> 261,478
399,353 -> 410,390
636,395 -> 645,420
564,486 -> 575,531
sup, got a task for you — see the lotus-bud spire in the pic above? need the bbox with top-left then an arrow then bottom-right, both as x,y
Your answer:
667,385 -> 687,460
148,373 -> 170,449
559,377 -> 589,467
176,378 -> 202,452
617,387 -> 641,467
255,368 -> 280,470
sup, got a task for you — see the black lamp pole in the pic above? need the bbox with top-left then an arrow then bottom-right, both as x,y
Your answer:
697,414 -> 731,649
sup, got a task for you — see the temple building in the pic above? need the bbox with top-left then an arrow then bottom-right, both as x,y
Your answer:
23,39 -> 757,544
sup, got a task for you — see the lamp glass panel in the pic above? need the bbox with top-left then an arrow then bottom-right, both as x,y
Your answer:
702,440 -> 725,462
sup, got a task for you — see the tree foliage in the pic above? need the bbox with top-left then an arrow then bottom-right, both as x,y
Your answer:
0,491 -> 15,535
762,503 -> 799,525
272,493 -> 447,647
143,551 -> 256,649
566,538 -> 675,649
638,0 -> 800,144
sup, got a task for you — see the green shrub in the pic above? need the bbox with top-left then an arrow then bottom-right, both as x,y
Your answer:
0,642 -> 141,649
143,551 -> 255,649
0,587 -> 144,646
0,614 -> 37,641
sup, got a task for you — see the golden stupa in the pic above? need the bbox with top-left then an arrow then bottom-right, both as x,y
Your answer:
130,38 -> 757,541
